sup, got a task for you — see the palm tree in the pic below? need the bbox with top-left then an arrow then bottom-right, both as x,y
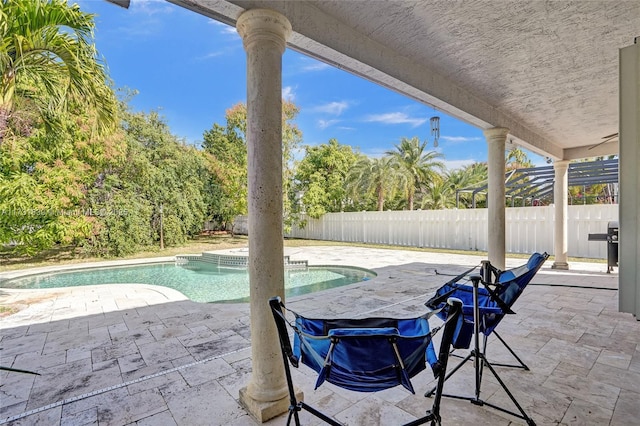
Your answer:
420,177 -> 456,210
0,0 -> 117,143
386,137 -> 444,210
505,146 -> 534,170
346,155 -> 401,211
446,162 -> 488,208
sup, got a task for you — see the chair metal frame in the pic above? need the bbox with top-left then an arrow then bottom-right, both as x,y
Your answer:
475,256 -> 549,371
425,275 -> 536,426
429,254 -> 549,368
269,296 -> 464,426
475,259 -> 530,370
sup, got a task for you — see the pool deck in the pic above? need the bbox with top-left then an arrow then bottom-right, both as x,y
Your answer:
0,246 -> 638,425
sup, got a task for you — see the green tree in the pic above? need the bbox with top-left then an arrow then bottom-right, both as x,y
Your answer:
445,162 -> 488,208
504,147 -> 538,206
294,139 -> 358,218
0,0 -> 118,143
86,107 -> 210,256
202,100 -> 302,229
202,103 -> 248,231
281,101 -> 303,229
386,137 -> 444,210
420,178 -> 456,210
505,146 -> 534,170
346,155 -> 400,211
0,110 -> 124,254
202,104 -> 247,166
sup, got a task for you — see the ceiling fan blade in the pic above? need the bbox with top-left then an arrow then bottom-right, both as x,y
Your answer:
588,132 -> 620,150
588,138 -> 618,150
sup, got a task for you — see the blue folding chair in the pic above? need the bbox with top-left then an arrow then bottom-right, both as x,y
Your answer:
424,252 -> 548,426
269,296 -> 465,426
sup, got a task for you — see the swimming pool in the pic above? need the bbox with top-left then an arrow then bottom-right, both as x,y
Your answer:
0,262 -> 376,303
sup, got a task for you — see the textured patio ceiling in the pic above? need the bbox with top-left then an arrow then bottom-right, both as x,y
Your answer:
170,0 -> 640,160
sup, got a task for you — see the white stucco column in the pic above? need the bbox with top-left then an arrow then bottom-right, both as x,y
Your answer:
619,41 -> 640,317
552,160 -> 570,269
236,9 -> 293,422
484,127 -> 509,270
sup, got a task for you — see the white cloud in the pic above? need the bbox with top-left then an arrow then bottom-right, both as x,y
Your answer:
99,0 -> 173,38
198,51 -> 225,60
318,119 -> 340,129
302,62 -> 331,72
362,147 -> 389,158
444,159 -> 477,171
297,57 -> 332,72
364,112 -> 427,127
208,19 -> 238,35
282,86 -> 296,102
440,135 -> 483,143
313,101 -> 349,115
130,0 -> 174,15
193,23 -> 241,61
220,26 -> 238,36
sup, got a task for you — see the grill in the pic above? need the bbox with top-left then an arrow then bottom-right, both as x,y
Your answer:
588,221 -> 618,273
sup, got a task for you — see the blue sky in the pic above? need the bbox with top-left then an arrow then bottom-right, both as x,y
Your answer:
80,0 -> 544,170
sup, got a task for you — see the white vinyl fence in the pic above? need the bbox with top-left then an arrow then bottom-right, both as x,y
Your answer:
234,205 -> 618,260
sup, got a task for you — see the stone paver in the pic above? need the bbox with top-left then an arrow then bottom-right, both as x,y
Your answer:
0,247 -> 638,425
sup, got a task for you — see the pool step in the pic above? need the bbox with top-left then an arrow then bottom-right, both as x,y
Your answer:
175,253 -> 308,269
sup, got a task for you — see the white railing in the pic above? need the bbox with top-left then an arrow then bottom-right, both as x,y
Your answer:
234,204 -> 618,260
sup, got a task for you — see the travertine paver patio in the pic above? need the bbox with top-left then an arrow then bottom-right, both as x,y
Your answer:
0,246 -> 638,425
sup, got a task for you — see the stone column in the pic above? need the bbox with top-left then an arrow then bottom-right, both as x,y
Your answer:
619,41 -> 640,317
552,160 -> 570,269
484,127 -> 509,270
236,9 -> 294,422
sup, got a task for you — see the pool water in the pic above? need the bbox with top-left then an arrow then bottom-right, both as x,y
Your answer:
0,262 -> 376,303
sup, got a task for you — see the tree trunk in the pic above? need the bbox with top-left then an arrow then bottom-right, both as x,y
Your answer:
377,185 -> 384,211
0,106 -> 9,146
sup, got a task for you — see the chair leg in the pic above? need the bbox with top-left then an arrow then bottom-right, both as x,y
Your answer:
489,331 -> 530,370
475,354 -> 536,426
426,340 -> 536,425
424,351 -> 473,397
418,298 -> 462,426
299,402 -> 342,426
285,405 -> 298,426
402,410 -> 439,426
